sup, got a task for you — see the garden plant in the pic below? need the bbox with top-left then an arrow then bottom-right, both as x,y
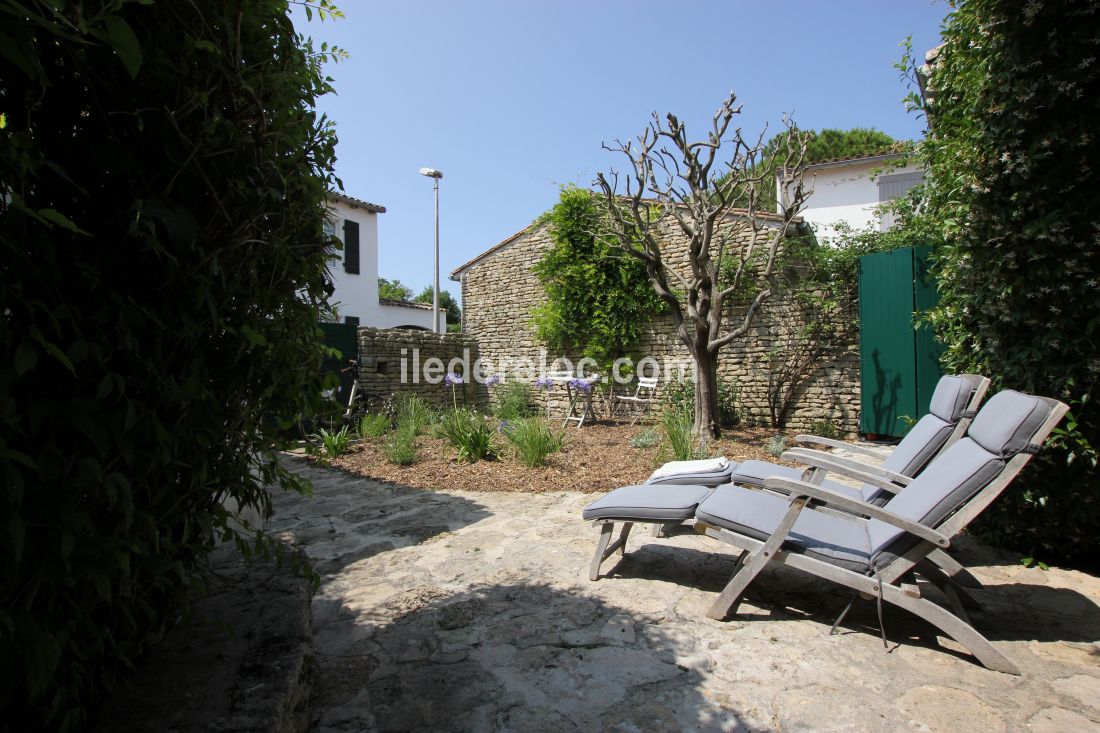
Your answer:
0,1 -> 345,727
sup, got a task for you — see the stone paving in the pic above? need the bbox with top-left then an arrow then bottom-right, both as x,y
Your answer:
269,461 -> 1100,732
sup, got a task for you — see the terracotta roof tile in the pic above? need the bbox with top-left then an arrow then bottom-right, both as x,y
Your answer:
328,192 -> 387,213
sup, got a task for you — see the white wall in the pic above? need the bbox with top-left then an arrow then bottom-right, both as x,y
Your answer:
325,196 -> 379,323
324,197 -> 439,331
789,160 -> 923,240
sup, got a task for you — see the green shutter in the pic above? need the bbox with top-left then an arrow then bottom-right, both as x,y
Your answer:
343,219 -> 360,274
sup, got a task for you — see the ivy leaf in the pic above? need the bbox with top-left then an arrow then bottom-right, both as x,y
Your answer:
37,208 -> 90,235
102,15 -> 143,79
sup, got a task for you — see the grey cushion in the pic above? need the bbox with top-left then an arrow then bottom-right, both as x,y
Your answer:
878,413 -> 954,481
929,375 -> 975,421
730,461 -> 866,502
967,390 -> 1049,457
695,485 -> 874,573
582,484 -> 713,521
867,437 -> 1003,569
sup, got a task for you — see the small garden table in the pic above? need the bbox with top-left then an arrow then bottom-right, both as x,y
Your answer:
558,374 -> 601,428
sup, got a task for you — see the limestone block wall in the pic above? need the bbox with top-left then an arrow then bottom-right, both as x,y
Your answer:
456,216 -> 861,433
355,327 -> 486,408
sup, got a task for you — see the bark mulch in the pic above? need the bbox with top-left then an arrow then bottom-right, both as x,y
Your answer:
326,421 -> 800,494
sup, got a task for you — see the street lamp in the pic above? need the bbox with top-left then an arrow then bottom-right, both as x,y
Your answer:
419,167 -> 443,333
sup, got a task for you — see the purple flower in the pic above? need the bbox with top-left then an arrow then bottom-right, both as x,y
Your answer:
535,377 -> 554,390
569,378 -> 593,393
485,375 -> 502,387
443,372 -> 463,386
496,420 -> 510,434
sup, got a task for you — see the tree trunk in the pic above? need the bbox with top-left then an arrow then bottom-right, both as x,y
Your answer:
694,348 -> 721,440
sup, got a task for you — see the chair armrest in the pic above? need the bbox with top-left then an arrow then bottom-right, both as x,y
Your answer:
779,451 -> 905,495
794,434 -> 884,459
764,476 -> 950,548
784,448 -> 913,487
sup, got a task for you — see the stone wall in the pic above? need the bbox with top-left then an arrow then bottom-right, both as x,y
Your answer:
456,216 -> 861,433
355,327 -> 486,408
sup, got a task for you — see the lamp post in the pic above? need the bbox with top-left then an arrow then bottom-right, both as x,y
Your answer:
419,167 -> 443,333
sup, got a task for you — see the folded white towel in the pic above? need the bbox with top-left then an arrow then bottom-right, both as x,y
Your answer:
649,456 -> 729,480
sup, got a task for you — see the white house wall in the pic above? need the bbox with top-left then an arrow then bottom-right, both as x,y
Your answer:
324,197 -> 437,331
796,161 -> 922,240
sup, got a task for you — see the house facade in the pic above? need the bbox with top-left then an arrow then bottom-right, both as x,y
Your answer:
781,151 -> 923,239
325,193 -> 445,331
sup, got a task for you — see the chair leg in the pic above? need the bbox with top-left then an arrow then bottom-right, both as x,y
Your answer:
589,523 -> 614,581
588,521 -> 635,581
706,500 -> 806,620
881,581 -> 1019,674
916,560 -> 983,611
928,548 -> 984,589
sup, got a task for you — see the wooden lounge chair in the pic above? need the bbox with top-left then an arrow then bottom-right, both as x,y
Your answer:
648,375 -> 992,588
583,390 -> 1067,674
645,374 -> 990,495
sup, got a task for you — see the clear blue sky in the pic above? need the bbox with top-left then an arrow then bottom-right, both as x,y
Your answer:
294,1 -> 947,302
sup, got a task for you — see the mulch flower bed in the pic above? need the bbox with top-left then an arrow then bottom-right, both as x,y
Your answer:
325,422 -> 800,494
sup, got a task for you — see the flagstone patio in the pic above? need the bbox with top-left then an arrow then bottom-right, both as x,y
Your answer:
267,461 -> 1100,732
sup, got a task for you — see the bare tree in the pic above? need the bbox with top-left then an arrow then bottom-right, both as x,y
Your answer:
595,91 -> 811,438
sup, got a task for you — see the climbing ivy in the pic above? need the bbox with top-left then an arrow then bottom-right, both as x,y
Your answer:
906,0 -> 1100,563
531,186 -> 661,370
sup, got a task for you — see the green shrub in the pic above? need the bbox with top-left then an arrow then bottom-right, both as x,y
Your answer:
394,393 -> 433,435
315,426 -> 353,458
662,406 -> 696,461
441,408 -> 495,463
357,413 -> 390,438
0,2 -> 342,727
384,425 -> 419,466
808,420 -> 842,441
630,428 -> 662,449
493,381 -> 535,422
765,435 -> 789,458
663,378 -> 740,427
503,418 -> 564,467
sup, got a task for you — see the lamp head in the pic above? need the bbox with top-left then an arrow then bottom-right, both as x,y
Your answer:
419,167 -> 443,179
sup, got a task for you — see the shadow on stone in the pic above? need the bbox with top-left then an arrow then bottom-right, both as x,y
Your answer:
92,543 -> 314,733
311,581 -> 769,733
597,539 -> 1100,662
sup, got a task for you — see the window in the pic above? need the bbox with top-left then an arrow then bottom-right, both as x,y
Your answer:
877,171 -> 924,231
343,219 -> 360,274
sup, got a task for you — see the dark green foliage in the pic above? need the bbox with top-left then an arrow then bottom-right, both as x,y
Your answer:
378,277 -> 414,301
913,0 -> 1100,563
413,285 -> 462,325
532,186 -> 662,369
0,2 -> 340,728
776,127 -> 899,164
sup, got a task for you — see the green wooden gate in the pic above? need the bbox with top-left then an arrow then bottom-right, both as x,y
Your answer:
319,322 -> 359,397
858,246 -> 944,438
